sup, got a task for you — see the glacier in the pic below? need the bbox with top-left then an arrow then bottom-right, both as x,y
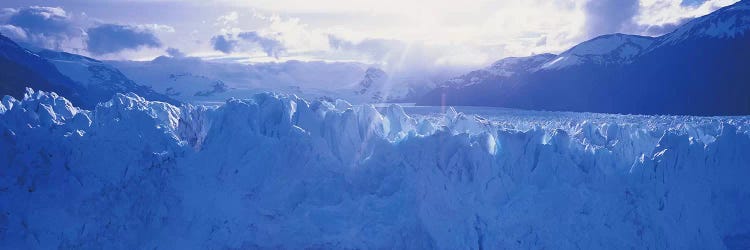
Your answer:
1,89 -> 750,249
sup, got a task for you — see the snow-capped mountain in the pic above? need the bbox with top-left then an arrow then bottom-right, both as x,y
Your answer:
445,53 -> 556,87
418,0 -> 750,115
0,34 -> 83,106
445,34 -> 655,88
2,89 -> 749,248
350,67 -> 431,102
0,33 -> 177,109
0,32 -> 438,106
36,50 -> 178,106
109,56 -> 433,104
541,34 -> 655,69
659,0 -> 750,45
487,53 -> 557,75
111,56 -> 375,103
354,67 -> 388,101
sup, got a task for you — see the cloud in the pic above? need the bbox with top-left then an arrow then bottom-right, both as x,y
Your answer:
535,36 -> 548,47
0,5 -> 175,57
210,32 -> 286,58
326,35 -> 482,75
580,0 -> 733,38
1,6 -> 81,49
238,31 -> 286,58
138,24 -> 176,33
630,0 -> 739,36
210,34 -> 237,53
238,12 -> 329,54
681,0 -> 708,6
583,0 -> 640,37
328,35 -> 405,61
86,24 -> 162,55
638,17 -> 693,36
0,24 -> 28,41
166,47 -> 186,58
216,11 -> 239,26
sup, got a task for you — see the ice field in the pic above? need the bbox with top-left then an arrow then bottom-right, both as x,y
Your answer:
1,89 -> 750,249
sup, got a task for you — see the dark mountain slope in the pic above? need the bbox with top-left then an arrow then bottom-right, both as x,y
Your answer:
418,1 -> 750,115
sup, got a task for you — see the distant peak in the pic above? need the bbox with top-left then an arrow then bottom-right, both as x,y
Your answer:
659,0 -> 750,44
540,34 -> 655,69
37,49 -> 102,63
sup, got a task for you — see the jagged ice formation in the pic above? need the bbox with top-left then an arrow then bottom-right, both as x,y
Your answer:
1,89 -> 750,249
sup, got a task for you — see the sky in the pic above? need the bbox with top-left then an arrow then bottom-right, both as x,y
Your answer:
0,0 -> 739,72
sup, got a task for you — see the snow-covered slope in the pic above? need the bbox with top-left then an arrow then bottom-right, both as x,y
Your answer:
442,33 -> 655,88
444,53 -> 556,87
485,53 -> 557,75
541,34 -> 655,69
0,34 -> 83,106
109,56 -> 425,104
110,56 -> 369,103
350,67 -> 423,102
419,0 -> 750,115
353,67 -> 389,102
444,33 -> 655,87
0,33 -> 177,109
659,0 -> 750,45
36,50 -> 178,106
2,89 -> 750,249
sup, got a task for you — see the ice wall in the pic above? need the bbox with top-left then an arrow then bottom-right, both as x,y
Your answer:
1,89 -> 750,249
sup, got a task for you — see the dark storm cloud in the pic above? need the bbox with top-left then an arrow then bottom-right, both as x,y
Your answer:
639,17 -> 694,36
211,32 -> 286,57
7,6 -> 75,34
166,47 -> 186,58
581,0 -> 716,38
238,31 -> 285,58
2,6 -> 81,49
583,0 -> 640,37
0,6 -> 172,55
210,34 -> 237,53
86,24 -> 162,55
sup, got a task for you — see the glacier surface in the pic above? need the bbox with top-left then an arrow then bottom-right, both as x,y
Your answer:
1,89 -> 750,249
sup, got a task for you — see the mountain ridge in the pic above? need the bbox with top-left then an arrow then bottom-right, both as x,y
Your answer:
0,33 -> 178,108
419,0 -> 750,115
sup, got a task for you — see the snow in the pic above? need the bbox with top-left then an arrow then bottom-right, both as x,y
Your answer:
45,59 -> 96,86
444,53 -> 556,87
109,57 -> 431,104
541,55 -> 576,69
660,1 -> 750,45
109,57 -> 369,103
2,89 -> 750,249
542,34 -> 655,69
485,54 -> 556,77
568,35 -> 653,56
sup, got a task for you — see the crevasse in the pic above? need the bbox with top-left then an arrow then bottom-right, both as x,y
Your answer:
1,88 -> 749,249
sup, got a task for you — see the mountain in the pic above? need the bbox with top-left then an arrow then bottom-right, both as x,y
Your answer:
111,56 -> 371,103
444,53 -> 556,87
0,34 -> 177,109
354,67 -> 389,102
350,67 -> 433,103
0,33 -> 84,106
110,56 -> 434,104
418,0 -> 750,115
37,50 -> 178,106
539,34 -> 654,69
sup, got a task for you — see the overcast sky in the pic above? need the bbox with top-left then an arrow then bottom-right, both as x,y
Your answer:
0,0 -> 739,71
